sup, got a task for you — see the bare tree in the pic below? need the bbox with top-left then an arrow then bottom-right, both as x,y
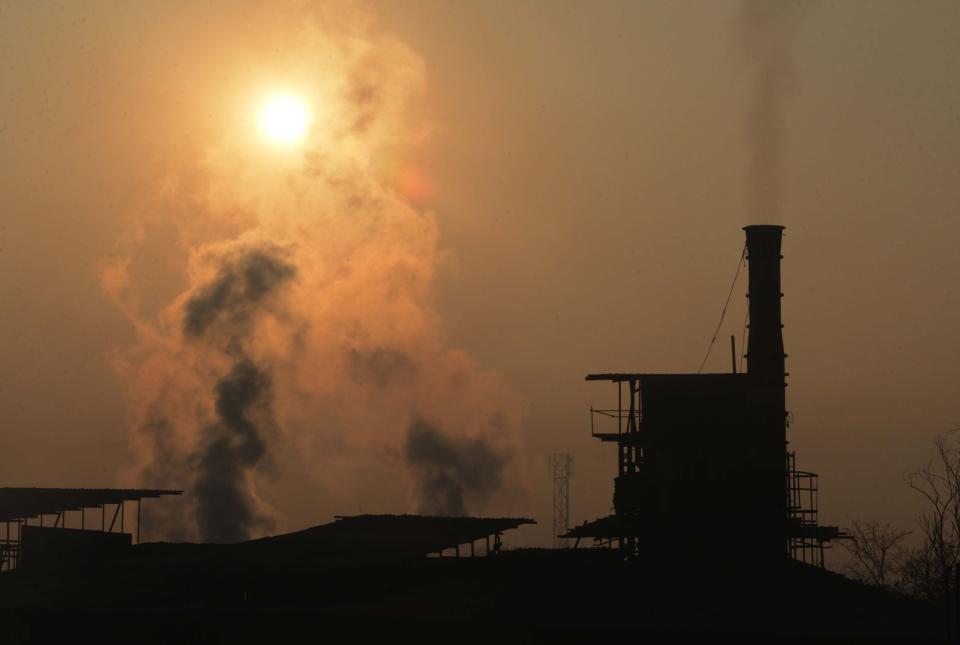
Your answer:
901,429 -> 960,602
899,539 -> 942,603
840,520 -> 912,590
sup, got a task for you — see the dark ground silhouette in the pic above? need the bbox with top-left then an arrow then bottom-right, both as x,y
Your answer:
0,541 -> 943,644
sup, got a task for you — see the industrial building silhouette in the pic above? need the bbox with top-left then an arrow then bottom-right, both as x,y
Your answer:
564,225 -> 844,565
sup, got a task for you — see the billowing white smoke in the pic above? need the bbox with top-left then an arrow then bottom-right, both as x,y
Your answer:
103,13 -> 526,542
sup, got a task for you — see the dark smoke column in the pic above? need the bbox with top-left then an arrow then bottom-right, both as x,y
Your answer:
744,224 -> 787,555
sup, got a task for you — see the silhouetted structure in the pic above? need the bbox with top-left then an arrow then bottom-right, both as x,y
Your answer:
551,453 -> 573,548
19,525 -> 132,571
251,514 -> 535,560
0,487 -> 181,571
565,226 -> 844,565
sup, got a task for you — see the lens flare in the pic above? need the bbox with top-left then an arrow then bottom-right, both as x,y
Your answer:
259,93 -> 310,144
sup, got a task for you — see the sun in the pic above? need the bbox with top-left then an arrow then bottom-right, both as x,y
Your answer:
259,93 -> 311,144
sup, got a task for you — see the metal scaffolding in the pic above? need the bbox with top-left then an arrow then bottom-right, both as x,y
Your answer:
786,451 -> 845,567
0,488 -> 181,572
551,453 -> 573,548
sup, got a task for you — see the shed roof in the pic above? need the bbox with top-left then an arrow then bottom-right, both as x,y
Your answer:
250,514 -> 535,557
586,373 -> 746,383
0,488 -> 182,523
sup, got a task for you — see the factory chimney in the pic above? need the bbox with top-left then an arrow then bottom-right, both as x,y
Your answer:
744,224 -> 788,552
744,225 -> 786,392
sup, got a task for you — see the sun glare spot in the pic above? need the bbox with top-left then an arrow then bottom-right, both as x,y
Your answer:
259,93 -> 310,144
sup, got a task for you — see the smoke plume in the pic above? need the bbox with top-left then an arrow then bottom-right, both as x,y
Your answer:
181,244 -> 294,541
737,0 -> 805,223
182,246 -> 296,341
195,358 -> 274,542
103,7 -> 526,540
404,421 -> 505,516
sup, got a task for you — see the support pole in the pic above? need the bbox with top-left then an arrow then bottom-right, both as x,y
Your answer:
730,335 -> 737,374
108,503 -> 121,533
137,499 -> 141,544
618,381 -> 622,435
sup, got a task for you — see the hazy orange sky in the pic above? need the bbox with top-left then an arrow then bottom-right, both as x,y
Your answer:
2,0 -> 959,549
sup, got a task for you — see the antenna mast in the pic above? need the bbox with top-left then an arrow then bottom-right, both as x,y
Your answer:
551,453 -> 573,548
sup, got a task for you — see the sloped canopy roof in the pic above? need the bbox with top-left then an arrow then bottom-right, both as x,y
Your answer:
249,514 -> 535,557
0,488 -> 182,523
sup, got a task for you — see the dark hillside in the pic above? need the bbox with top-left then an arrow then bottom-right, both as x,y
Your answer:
0,545 -> 941,643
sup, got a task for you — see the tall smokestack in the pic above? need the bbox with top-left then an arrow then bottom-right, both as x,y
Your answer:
744,224 -> 787,553
744,225 -> 786,393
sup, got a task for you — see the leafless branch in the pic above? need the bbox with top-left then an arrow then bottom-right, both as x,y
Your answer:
840,520 -> 911,589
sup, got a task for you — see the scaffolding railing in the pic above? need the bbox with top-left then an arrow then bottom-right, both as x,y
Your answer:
589,407 -> 642,438
787,451 -> 828,567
